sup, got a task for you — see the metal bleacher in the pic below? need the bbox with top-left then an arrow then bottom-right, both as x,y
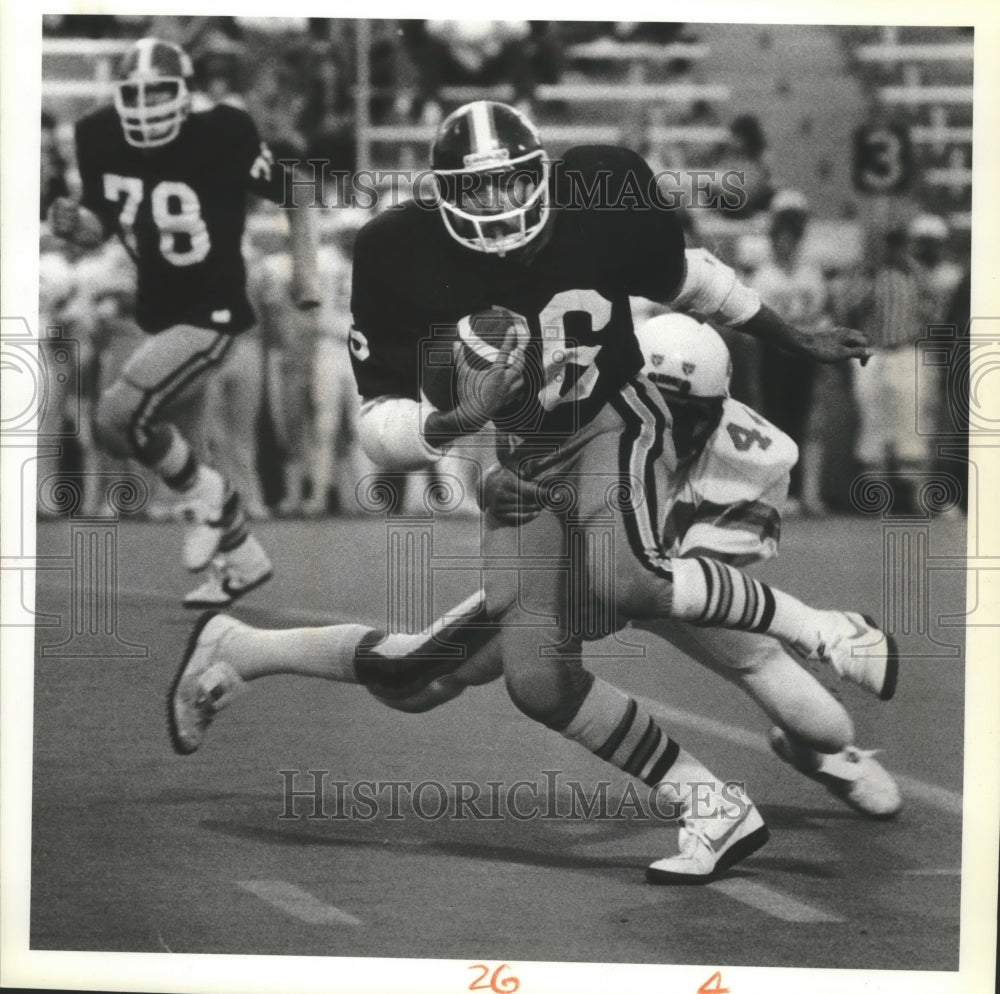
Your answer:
352,21 -> 730,171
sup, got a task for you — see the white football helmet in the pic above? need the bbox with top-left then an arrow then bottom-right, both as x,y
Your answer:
114,37 -> 194,149
636,312 -> 732,399
636,313 -> 732,458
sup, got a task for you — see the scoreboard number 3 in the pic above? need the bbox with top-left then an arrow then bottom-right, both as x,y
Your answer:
467,963 -> 519,992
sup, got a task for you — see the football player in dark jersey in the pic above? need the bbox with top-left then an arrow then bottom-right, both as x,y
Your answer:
174,102 -> 896,883
49,37 -> 319,606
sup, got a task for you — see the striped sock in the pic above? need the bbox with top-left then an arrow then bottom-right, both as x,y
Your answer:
670,557 -> 775,632
217,490 -> 249,551
561,678 -> 680,787
669,556 -> 828,654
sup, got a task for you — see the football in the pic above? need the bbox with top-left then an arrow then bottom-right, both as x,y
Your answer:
457,306 -> 531,364
419,307 -> 530,413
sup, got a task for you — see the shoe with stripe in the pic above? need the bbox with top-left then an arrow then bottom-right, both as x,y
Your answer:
791,611 -> 898,701
182,535 -> 273,610
646,788 -> 769,885
768,727 -> 902,819
168,612 -> 248,754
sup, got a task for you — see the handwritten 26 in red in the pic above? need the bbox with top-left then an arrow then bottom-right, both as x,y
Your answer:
468,963 -> 519,992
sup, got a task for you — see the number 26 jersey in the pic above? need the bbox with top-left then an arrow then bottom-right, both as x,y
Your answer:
75,102 -> 289,335
349,145 -> 688,440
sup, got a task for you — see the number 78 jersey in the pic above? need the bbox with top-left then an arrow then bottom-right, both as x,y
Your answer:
75,102 -> 289,335
662,398 -> 799,567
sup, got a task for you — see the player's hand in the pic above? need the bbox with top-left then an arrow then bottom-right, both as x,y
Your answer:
455,323 -> 530,428
798,326 -> 873,365
48,197 -> 82,242
479,463 -> 543,525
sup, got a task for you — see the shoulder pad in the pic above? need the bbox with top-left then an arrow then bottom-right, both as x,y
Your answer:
694,399 -> 797,499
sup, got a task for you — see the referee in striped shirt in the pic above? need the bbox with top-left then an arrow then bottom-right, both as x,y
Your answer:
851,228 -> 928,513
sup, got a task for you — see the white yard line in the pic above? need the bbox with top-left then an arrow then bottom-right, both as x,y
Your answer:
708,879 -> 845,923
237,880 -> 361,926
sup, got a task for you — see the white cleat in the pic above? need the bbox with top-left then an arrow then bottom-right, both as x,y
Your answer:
182,536 -> 273,610
182,560 -> 232,609
789,612 -> 898,701
176,466 -> 227,572
168,612 -> 248,754
768,727 -> 902,819
646,789 -> 769,885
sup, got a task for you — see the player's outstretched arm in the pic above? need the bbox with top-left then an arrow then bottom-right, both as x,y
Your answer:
738,304 -> 872,364
47,198 -> 105,249
670,247 -> 872,364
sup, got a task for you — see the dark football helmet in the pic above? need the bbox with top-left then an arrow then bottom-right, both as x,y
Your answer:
114,37 -> 194,149
430,101 -> 550,256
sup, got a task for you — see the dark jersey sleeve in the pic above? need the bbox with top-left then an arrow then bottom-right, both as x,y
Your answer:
608,147 -> 687,302
74,115 -> 115,238
348,217 -> 425,402
223,105 -> 291,205
563,145 -> 687,303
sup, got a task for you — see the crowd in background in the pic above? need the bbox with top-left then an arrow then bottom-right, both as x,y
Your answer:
38,17 -> 971,521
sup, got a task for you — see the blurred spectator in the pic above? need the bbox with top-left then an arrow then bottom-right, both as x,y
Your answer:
48,242 -> 178,519
192,43 -> 247,107
41,112 -> 70,221
849,227 -> 930,514
37,243 -> 78,488
246,52 -> 309,151
251,219 -> 373,518
306,236 -> 376,515
747,191 -> 830,514
941,268 -> 971,513
907,214 -> 963,322
713,114 -> 776,219
907,214 -> 965,515
299,42 -> 356,175
205,244 -> 269,520
399,20 -> 561,124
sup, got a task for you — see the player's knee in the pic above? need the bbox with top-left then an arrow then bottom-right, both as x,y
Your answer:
94,381 -> 143,457
588,554 -> 663,627
502,653 -> 593,730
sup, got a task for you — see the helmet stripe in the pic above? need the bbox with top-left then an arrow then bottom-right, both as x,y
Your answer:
468,101 -> 495,154
136,37 -> 157,75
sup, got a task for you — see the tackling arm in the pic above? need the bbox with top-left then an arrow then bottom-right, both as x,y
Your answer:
670,247 -> 871,364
